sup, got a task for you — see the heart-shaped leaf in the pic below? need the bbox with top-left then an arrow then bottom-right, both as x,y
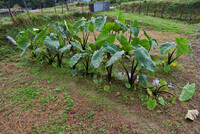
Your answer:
133,46 -> 156,72
159,42 -> 175,56
179,83 -> 195,101
147,98 -> 157,110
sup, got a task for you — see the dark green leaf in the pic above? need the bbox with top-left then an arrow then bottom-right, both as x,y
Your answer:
73,17 -> 86,30
130,20 -> 139,37
131,37 -> 139,47
176,37 -> 189,56
116,34 -> 132,52
103,43 -> 121,54
59,44 -> 72,53
118,11 -> 125,24
69,53 -> 83,67
94,14 -> 107,31
159,42 -> 175,56
91,47 -> 104,69
143,30 -> 150,40
44,35 -> 59,51
139,39 -> 150,51
73,35 -> 83,44
96,30 -> 115,47
70,41 -> 83,51
139,74 -> 148,86
133,46 -> 156,72
114,20 -> 128,32
105,50 -> 124,68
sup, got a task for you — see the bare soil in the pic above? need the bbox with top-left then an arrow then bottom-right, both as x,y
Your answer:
0,63 -> 143,134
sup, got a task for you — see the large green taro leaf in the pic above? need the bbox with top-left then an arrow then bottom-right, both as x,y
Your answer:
55,22 -> 67,40
159,42 -> 175,56
70,41 -> 83,51
116,34 -> 132,53
73,17 -> 86,30
103,43 -> 121,54
139,39 -> 150,51
179,83 -> 195,102
58,44 -> 72,53
16,31 -> 31,50
44,35 -> 59,51
130,20 -> 139,38
114,20 -> 128,32
105,50 -> 124,68
91,47 -> 104,69
133,46 -> 156,72
139,74 -> 148,86
118,11 -> 125,24
96,30 -> 115,48
69,53 -> 84,67
176,37 -> 189,56
94,14 -> 107,31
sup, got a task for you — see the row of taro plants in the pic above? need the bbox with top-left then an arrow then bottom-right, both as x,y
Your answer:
7,11 -> 197,118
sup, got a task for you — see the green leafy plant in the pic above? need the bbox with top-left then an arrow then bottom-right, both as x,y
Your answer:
144,79 -> 196,111
159,37 -> 193,72
7,26 -> 49,57
69,15 -> 107,75
105,11 -> 157,87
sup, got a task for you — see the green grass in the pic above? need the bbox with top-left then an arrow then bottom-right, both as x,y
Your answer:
96,9 -> 200,34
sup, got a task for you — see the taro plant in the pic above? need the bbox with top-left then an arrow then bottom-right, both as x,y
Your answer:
69,14 -> 107,75
159,37 -> 193,72
143,78 -> 197,119
41,33 -> 72,67
93,30 -> 116,81
91,13 -> 121,81
7,26 -> 49,58
104,11 -> 157,87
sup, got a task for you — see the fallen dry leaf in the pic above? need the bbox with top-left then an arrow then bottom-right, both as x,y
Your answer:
185,109 -> 199,121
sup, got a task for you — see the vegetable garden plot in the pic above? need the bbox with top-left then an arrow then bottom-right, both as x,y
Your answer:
7,11 -> 198,119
